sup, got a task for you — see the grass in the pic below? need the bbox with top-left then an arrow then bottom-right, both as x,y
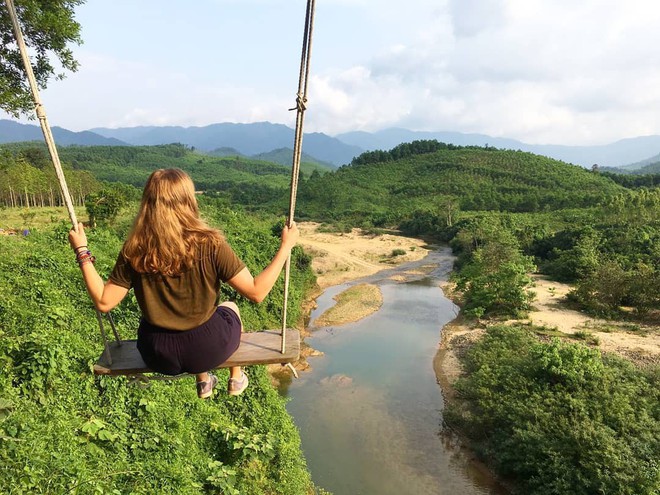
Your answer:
581,320 -> 651,337
0,206 -> 86,231
571,330 -> 600,346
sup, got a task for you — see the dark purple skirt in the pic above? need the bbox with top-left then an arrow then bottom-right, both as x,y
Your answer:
137,306 -> 242,375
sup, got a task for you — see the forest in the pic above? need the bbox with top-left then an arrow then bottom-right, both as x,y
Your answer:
1,139 -> 659,494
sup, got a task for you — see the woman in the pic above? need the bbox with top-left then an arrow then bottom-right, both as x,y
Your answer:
69,168 -> 299,399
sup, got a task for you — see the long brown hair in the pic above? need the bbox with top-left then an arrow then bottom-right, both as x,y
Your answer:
123,168 -> 224,276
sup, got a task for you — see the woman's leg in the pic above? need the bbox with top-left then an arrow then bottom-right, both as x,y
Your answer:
219,301 -> 243,380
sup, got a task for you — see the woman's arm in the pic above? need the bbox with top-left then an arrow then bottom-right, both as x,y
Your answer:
69,223 -> 129,313
227,223 -> 300,303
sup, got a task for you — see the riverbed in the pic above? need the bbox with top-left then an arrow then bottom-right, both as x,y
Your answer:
281,248 -> 507,495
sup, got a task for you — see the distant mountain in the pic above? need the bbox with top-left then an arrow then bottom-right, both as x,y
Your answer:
91,122 -> 362,166
601,159 -> 660,175
207,147 -> 244,157
335,128 -> 524,153
637,161 -> 660,174
335,128 -> 660,169
528,136 -> 660,169
6,117 -> 660,170
251,147 -> 336,170
620,153 -> 660,171
0,119 -> 127,146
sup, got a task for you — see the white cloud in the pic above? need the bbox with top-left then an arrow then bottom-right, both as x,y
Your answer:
8,0 -> 660,145
304,0 -> 660,144
449,0 -> 508,38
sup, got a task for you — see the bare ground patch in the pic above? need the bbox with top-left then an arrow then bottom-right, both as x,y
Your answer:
297,222 -> 430,289
436,275 -> 660,392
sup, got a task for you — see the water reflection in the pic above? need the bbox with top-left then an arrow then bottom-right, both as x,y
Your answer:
284,248 -> 507,495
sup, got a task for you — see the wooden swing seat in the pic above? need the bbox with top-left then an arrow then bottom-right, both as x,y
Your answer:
93,329 -> 300,376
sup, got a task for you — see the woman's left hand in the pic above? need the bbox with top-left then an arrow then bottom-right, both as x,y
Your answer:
69,222 -> 88,252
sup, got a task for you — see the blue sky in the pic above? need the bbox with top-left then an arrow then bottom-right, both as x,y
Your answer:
5,0 -> 660,145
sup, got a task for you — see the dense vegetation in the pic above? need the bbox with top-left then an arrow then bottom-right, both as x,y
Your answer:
0,142 -> 293,209
2,137 -> 659,494
294,141 -> 660,320
600,170 -> 660,188
0,203 -> 316,494
297,141 -> 626,225
7,138 -> 658,320
0,141 -> 333,210
0,145 -> 100,207
446,325 -> 659,495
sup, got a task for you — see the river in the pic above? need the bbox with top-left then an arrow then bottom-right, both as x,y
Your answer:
280,248 -> 507,495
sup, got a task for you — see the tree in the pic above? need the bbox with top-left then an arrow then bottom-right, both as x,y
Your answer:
85,188 -> 125,227
0,0 -> 84,117
453,222 -> 537,318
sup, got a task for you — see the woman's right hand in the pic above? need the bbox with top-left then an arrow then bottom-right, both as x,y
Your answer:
69,222 -> 88,252
281,222 -> 300,249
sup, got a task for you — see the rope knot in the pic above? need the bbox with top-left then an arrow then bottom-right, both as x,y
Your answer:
289,93 -> 307,112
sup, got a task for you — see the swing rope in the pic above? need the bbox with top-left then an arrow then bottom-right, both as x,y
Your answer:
5,0 -> 78,228
5,0 -> 117,363
6,0 -> 316,361
282,0 -> 316,353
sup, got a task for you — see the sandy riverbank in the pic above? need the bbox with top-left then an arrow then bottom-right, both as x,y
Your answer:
313,283 -> 384,327
299,222 -> 432,329
436,275 -> 660,391
297,222 -> 431,290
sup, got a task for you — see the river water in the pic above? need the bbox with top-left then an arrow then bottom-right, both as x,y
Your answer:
281,248 -> 507,495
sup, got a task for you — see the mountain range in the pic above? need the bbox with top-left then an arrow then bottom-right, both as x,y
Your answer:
3,118 -> 660,170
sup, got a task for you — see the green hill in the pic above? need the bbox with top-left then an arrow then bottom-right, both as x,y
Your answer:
0,142 -> 299,211
638,161 -> 660,174
1,141 -> 293,187
1,140 -> 635,221
55,143 -> 292,188
207,146 -> 244,157
251,147 -> 335,174
297,142 -> 627,225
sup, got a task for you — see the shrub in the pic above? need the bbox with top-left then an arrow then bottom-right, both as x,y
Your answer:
447,325 -> 660,495
85,188 -> 126,227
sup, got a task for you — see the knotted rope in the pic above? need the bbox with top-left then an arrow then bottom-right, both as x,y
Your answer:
281,0 -> 316,353
5,0 -> 79,230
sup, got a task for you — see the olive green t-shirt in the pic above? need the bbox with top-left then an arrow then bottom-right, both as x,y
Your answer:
109,240 -> 245,331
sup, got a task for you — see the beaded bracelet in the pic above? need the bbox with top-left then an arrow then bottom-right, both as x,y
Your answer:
75,249 -> 96,266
